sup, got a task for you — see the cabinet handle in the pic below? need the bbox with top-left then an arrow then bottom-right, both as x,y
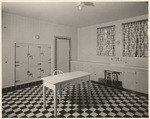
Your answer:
26,53 -> 30,57
27,70 -> 30,75
38,63 -> 41,65
40,68 -> 44,73
16,45 -> 20,48
29,73 -> 33,77
15,64 -> 20,67
29,55 -> 33,59
15,80 -> 20,82
40,53 -> 44,56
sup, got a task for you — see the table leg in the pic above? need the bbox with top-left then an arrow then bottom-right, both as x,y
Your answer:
43,84 -> 46,108
87,76 -> 91,99
54,86 -> 57,117
76,83 -> 79,102
59,90 -> 62,103
68,87 -> 71,100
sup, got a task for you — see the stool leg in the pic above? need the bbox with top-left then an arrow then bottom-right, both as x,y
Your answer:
76,84 -> 79,102
59,90 -> 62,103
111,72 -> 113,86
105,71 -> 107,85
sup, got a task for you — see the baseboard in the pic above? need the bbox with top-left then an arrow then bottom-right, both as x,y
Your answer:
2,80 -> 43,94
91,80 -> 148,97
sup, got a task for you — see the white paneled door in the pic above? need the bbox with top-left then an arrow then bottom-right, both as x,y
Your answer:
41,62 -> 51,77
15,43 -> 51,85
16,43 -> 28,63
41,45 -> 51,62
28,66 -> 41,80
28,45 -> 40,66
15,63 -> 29,82
56,37 -> 70,73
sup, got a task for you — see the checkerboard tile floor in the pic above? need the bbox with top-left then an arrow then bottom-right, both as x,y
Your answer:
2,82 -> 148,118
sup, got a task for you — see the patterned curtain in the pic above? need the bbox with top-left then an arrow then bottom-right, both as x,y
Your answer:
97,25 -> 115,56
122,20 -> 148,57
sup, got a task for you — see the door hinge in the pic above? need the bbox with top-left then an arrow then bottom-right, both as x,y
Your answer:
15,64 -> 20,67
40,53 -> 44,56
38,63 -> 41,65
15,80 -> 20,82
15,61 -> 20,63
16,45 -> 20,48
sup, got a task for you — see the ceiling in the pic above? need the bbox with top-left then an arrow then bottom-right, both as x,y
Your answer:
2,2 -> 148,28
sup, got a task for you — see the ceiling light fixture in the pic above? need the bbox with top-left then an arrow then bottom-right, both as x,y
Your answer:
78,2 -> 84,10
77,2 -> 95,10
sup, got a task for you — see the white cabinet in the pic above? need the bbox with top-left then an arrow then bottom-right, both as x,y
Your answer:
29,66 -> 41,80
40,45 -> 51,62
122,70 -> 136,91
15,44 -> 28,63
15,63 -> 29,82
40,62 -> 51,78
15,43 -> 51,85
28,45 -> 40,66
135,70 -> 148,94
122,69 -> 148,94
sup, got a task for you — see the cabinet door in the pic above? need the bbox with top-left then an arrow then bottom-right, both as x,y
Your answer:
95,66 -> 105,83
28,66 -> 41,80
122,70 -> 136,91
15,43 -> 28,63
136,70 -> 148,94
40,62 -> 51,78
41,45 -> 51,62
28,45 -> 40,66
15,63 -> 28,82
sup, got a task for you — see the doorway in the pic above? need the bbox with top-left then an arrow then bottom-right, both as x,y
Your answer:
55,36 -> 71,73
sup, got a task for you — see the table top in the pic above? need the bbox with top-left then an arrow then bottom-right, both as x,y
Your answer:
41,71 -> 91,85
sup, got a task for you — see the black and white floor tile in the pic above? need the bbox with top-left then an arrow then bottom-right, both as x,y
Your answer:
2,82 -> 148,118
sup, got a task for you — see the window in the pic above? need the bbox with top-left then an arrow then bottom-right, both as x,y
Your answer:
122,20 -> 148,57
97,25 -> 115,56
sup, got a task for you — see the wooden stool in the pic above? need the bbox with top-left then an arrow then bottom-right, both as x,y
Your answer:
105,70 -> 113,86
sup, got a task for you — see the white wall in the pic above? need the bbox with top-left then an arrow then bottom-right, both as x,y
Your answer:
77,14 -> 148,68
2,12 -> 77,88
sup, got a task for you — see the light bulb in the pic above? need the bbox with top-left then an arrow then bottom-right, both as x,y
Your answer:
78,5 -> 82,10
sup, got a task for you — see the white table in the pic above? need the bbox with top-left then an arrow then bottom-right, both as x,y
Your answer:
42,71 -> 91,117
